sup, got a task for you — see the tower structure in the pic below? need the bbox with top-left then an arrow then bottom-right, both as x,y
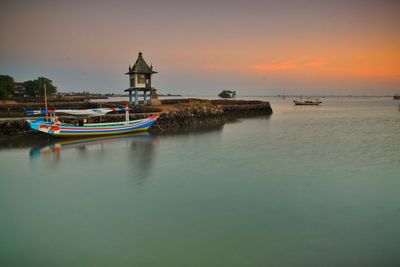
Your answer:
125,52 -> 157,106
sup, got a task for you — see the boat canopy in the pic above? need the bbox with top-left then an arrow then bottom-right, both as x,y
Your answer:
26,107 -> 128,117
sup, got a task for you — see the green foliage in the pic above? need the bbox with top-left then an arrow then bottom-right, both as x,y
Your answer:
0,75 -> 15,98
74,91 -> 90,96
23,76 -> 57,97
23,80 -> 38,97
38,77 -> 57,96
218,90 -> 236,98
0,75 -> 58,98
176,100 -> 212,109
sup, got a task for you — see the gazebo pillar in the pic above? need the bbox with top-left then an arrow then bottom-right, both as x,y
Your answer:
143,91 -> 148,104
148,91 -> 152,105
128,91 -> 133,105
134,89 -> 139,106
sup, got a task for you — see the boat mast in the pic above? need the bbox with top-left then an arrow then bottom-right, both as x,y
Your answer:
43,82 -> 48,122
125,102 -> 129,124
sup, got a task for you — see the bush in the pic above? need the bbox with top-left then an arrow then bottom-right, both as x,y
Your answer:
0,75 -> 14,98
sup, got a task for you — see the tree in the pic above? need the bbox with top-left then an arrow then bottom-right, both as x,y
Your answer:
23,76 -> 57,97
37,77 -> 57,96
0,75 -> 15,98
218,90 -> 236,98
23,80 -> 39,97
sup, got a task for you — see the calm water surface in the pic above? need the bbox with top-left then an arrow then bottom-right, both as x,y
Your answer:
0,97 -> 399,266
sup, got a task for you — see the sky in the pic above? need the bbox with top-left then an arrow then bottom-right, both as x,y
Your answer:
1,0 -> 399,95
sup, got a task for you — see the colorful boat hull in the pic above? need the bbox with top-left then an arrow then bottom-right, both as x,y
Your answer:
27,114 -> 160,137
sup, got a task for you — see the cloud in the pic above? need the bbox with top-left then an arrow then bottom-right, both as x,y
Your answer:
252,58 -> 328,72
252,62 -> 298,71
304,58 -> 327,67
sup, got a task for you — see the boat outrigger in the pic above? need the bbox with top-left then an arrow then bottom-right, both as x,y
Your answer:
26,105 -> 160,137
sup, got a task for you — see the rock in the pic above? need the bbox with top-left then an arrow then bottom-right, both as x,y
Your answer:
0,100 -> 273,136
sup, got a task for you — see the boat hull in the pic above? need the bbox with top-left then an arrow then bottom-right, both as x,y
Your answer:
27,115 -> 160,137
293,100 -> 322,106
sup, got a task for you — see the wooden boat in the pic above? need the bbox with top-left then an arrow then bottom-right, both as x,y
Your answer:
26,105 -> 160,137
293,99 -> 322,106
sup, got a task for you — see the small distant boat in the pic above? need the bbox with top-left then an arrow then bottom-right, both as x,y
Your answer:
26,105 -> 160,137
394,95 -> 400,100
293,99 -> 322,106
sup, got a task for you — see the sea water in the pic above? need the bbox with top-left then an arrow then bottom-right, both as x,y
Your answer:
0,97 -> 399,267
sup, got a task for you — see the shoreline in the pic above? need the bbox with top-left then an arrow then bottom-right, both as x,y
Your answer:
0,99 -> 273,136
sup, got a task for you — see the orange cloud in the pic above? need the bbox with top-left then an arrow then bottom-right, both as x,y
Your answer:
304,58 -> 327,68
203,63 -> 218,70
253,62 -> 298,71
252,58 -> 328,73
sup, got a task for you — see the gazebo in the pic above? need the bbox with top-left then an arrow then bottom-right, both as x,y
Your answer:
125,52 -> 158,106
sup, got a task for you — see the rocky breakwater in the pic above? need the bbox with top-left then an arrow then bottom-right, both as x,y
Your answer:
153,105 -> 225,131
214,99 -> 273,117
94,99 -> 273,132
0,120 -> 30,136
0,99 -> 273,136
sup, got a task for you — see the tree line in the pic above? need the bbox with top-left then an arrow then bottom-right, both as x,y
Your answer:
0,74 -> 57,98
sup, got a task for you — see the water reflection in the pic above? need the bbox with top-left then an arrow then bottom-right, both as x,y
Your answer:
128,137 -> 158,184
28,133 -> 159,180
157,122 -> 225,136
30,133 -> 156,158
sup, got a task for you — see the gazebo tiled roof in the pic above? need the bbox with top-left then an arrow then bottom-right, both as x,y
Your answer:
126,52 -> 157,74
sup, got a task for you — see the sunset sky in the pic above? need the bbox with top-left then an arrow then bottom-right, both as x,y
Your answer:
1,0 -> 399,95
